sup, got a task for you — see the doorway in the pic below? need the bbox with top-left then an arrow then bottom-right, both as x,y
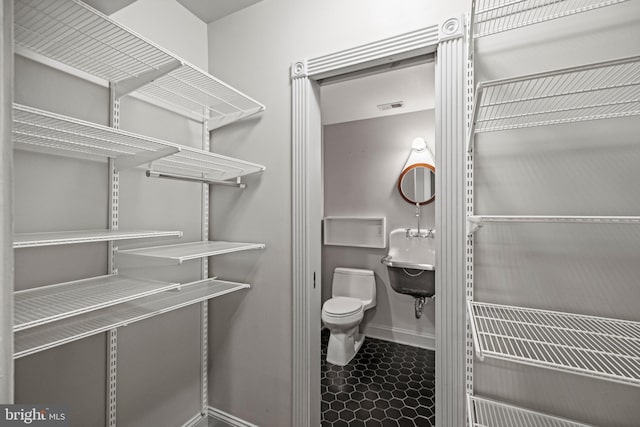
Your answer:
291,21 -> 468,427
317,57 -> 436,426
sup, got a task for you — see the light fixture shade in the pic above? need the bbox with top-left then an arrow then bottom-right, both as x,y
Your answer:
404,137 -> 435,171
412,137 -> 427,152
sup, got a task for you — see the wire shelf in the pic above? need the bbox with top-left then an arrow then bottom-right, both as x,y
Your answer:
469,215 -> 640,224
470,55 -> 640,135
14,0 -> 264,124
14,229 -> 182,248
467,301 -> 640,387
467,215 -> 640,235
467,395 -> 593,427
14,275 -> 180,332
118,241 -> 266,264
471,0 -> 629,38
14,278 -> 250,358
135,64 -> 265,130
13,104 -> 265,179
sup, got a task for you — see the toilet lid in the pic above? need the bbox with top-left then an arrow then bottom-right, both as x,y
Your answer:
323,297 -> 363,316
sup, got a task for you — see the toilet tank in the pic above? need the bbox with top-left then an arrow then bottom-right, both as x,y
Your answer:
332,267 -> 376,310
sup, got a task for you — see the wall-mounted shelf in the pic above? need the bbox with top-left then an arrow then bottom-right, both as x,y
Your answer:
468,55 -> 640,150
323,216 -> 387,248
14,275 -> 180,332
467,395 -> 592,427
118,241 -> 266,264
471,0 -> 629,38
14,278 -> 250,359
467,215 -> 640,234
467,301 -> 640,387
14,229 -> 182,248
13,104 -> 266,180
14,0 -> 265,127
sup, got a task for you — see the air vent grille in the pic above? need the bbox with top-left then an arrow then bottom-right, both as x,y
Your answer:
377,101 -> 404,111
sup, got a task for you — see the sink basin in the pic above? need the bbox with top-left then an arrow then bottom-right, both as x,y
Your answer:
382,228 -> 436,299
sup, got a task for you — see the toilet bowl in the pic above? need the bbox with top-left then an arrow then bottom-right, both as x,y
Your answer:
322,268 -> 376,366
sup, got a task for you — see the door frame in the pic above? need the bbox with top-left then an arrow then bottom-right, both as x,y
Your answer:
291,16 -> 469,426
0,0 -> 14,404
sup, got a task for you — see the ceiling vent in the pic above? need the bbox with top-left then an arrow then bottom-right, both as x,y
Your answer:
377,101 -> 404,111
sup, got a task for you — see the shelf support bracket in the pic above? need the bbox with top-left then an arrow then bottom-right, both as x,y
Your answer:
466,84 -> 482,153
467,218 -> 482,236
206,106 -> 265,132
114,147 -> 180,173
466,301 -> 484,361
112,60 -> 182,98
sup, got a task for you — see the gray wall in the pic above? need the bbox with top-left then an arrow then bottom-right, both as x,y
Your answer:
13,56 -> 111,427
472,2 -> 640,426
206,1 -> 470,426
12,2 -> 210,426
322,111 -> 436,346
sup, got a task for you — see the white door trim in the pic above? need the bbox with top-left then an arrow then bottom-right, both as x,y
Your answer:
0,0 -> 14,404
291,18 -> 467,426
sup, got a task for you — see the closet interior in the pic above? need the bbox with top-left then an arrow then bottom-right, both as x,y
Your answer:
466,0 -> 640,425
11,0 -> 265,423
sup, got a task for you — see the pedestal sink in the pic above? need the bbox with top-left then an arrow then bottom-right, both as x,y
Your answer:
381,228 -> 435,318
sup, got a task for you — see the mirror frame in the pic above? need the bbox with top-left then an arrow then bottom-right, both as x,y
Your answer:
398,162 -> 435,205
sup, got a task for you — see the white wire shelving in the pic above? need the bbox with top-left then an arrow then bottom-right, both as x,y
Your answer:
467,395 -> 593,427
467,301 -> 640,387
468,55 -> 640,150
118,241 -> 266,264
14,278 -> 250,359
14,0 -> 265,128
13,104 -> 266,180
14,275 -> 180,332
14,229 -> 182,248
467,215 -> 640,234
471,0 -> 629,38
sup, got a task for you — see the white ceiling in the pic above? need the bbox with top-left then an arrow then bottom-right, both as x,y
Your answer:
320,62 -> 435,126
176,0 -> 263,23
82,0 -> 138,15
83,0 -> 262,23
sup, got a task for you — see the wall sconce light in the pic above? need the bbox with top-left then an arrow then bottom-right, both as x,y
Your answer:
403,137 -> 435,171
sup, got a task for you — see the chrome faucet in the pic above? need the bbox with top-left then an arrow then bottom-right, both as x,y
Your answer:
405,228 -> 435,238
405,203 -> 435,238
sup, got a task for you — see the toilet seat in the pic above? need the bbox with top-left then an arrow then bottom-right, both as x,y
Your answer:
322,297 -> 363,317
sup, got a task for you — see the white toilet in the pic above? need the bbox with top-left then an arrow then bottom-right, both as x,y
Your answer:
322,267 -> 376,366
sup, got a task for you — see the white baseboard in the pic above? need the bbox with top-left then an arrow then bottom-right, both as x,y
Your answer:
362,323 -> 435,350
208,406 -> 259,427
181,412 -> 207,427
181,407 -> 258,427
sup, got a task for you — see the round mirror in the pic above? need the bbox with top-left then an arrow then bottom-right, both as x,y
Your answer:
398,163 -> 435,205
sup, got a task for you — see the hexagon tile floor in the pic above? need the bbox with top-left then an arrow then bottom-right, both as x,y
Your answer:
321,329 -> 435,427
